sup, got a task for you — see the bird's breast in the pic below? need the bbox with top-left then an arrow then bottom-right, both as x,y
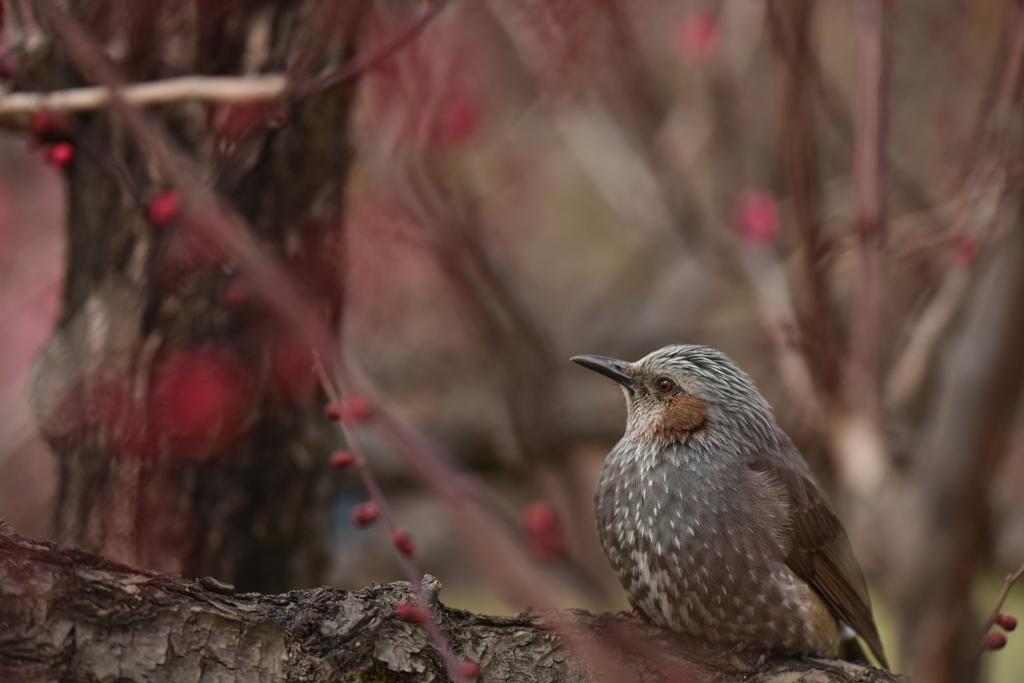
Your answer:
593,441 -> 838,654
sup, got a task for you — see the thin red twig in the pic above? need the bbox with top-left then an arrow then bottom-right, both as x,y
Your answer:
311,353 -> 469,683
982,561 -> 1024,641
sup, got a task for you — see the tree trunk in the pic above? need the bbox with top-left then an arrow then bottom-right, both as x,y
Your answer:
0,520 -> 904,683
25,0 -> 364,592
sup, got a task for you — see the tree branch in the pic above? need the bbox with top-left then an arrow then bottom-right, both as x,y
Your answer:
0,520 -> 904,683
0,75 -> 289,118
982,560 -> 1024,638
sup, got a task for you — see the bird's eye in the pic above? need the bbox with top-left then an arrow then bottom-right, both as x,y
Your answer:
657,378 -> 675,393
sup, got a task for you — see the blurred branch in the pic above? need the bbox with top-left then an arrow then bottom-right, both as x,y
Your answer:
486,0 -> 699,245
767,0 -> 842,402
291,0 -> 447,96
355,3 -> 616,577
736,246 -> 826,423
791,23 -> 947,238
899,201 -> 1024,682
816,0 -> 893,508
356,354 -> 610,599
995,1 -> 1024,112
886,2 -> 1024,410
359,384 -> 580,606
554,101 -> 675,243
368,142 -> 613,594
884,265 -> 969,408
846,0 -> 887,402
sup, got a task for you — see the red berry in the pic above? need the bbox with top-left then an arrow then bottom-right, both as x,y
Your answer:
45,142 -> 75,169
220,277 -> 249,307
148,189 -> 182,227
342,395 -> 373,424
438,91 -> 479,144
392,529 -> 415,557
458,659 -> 481,679
953,234 -> 978,265
326,395 -> 374,424
30,109 -> 70,144
330,450 -> 357,468
996,613 -> 1018,632
674,10 -> 719,63
735,190 -> 780,246
521,501 -> 566,561
152,348 -> 249,455
984,631 -> 1007,651
351,501 -> 379,527
394,601 -> 428,623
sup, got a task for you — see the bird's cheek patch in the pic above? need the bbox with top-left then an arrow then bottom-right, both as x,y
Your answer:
647,393 -> 708,440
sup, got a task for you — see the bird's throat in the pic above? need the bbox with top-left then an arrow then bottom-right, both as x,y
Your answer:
645,393 -> 708,441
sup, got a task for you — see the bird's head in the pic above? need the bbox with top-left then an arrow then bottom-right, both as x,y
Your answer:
572,344 -> 779,447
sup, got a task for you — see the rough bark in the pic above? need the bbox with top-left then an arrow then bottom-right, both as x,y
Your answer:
24,0 -> 364,592
0,520 -> 904,683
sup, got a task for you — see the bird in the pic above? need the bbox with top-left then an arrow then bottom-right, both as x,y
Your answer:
571,344 -> 888,668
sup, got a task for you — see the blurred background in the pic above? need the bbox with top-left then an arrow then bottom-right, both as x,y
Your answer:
1,0 -> 1023,681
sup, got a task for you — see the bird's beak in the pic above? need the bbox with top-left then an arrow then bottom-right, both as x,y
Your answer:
571,355 -> 635,388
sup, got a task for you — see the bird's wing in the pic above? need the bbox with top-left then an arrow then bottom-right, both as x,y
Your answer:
747,454 -> 889,669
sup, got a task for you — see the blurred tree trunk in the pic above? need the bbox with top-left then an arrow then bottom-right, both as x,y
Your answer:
25,0 -> 365,592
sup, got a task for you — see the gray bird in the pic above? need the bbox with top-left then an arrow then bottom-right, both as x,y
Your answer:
572,344 -> 888,668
